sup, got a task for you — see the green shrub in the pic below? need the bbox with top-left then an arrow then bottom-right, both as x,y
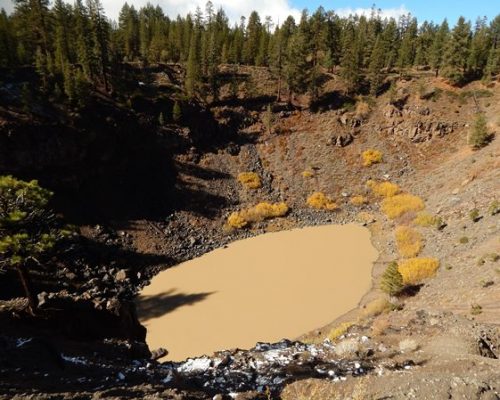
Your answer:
0,176 -> 71,312
488,200 -> 499,216
469,208 -> 480,222
459,236 -> 469,244
468,113 -> 491,149
380,261 -> 404,296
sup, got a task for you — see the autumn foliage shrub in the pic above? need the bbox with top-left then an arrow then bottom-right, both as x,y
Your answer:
398,258 -> 440,285
413,212 -> 440,227
227,202 -> 289,229
350,195 -> 368,206
306,192 -> 338,210
237,172 -> 262,189
367,180 -> 400,197
302,170 -> 314,178
381,194 -> 425,219
395,226 -> 422,258
362,149 -> 383,167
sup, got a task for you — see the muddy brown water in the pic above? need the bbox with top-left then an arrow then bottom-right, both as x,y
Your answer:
137,224 -> 378,361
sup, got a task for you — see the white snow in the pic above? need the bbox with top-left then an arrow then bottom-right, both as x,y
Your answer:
16,338 -> 33,347
60,354 -> 88,366
177,357 -> 212,373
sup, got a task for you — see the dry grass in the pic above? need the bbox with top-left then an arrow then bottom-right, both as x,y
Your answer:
362,149 -> 383,167
413,212 -> 440,227
399,338 -> 419,353
361,297 -> 392,318
227,202 -> 289,229
367,180 -> 400,197
356,100 -> 371,119
398,257 -> 440,285
327,321 -> 354,341
350,195 -> 368,206
381,194 -> 425,219
307,192 -> 338,210
237,172 -> 262,189
395,226 -> 423,258
334,338 -> 360,357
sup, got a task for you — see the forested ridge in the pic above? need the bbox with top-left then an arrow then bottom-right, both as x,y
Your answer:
1,1 -> 499,101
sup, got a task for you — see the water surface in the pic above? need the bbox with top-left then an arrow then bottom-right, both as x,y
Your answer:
137,224 -> 378,361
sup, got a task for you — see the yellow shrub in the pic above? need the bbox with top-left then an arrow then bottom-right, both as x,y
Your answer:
395,226 -> 423,258
413,212 -> 438,227
381,194 -> 425,219
350,195 -> 368,206
307,192 -> 338,210
227,212 -> 248,228
398,258 -> 440,285
302,170 -> 314,178
237,172 -> 262,189
227,202 -> 289,229
367,180 -> 400,198
328,321 -> 354,341
362,149 -> 383,167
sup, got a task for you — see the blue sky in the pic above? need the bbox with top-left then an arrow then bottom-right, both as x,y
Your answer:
0,0 -> 498,24
291,1 -> 499,24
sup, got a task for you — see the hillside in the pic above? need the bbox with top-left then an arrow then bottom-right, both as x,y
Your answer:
1,60 -> 499,399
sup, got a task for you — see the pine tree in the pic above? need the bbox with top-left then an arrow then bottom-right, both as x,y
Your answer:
467,17 -> 491,78
284,27 -> 310,103
340,22 -> 362,94
63,63 -> 75,102
380,261 -> 404,296
185,30 -> 201,98
0,9 -> 17,67
0,176 -> 69,314
484,45 -> 500,80
207,30 -> 220,101
397,17 -> 418,74
87,0 -> 110,90
368,36 -> 385,96
243,11 -> 261,65
442,16 -> 471,85
74,0 -> 95,81
468,113 -> 490,149
429,20 -> 449,77
381,18 -> 399,70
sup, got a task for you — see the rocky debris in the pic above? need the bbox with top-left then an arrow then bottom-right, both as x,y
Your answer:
338,114 -> 361,128
328,132 -> 353,147
162,339 -> 374,395
390,89 -> 410,108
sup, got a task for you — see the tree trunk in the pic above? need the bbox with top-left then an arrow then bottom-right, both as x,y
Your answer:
16,264 -> 38,314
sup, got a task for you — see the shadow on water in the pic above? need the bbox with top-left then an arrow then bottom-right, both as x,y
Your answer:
137,289 -> 215,320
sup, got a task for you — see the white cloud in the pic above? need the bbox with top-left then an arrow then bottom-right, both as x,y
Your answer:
99,0 -> 302,25
335,5 -> 411,20
0,0 -> 411,25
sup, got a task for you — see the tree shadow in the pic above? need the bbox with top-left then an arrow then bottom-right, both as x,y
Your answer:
175,161 -> 232,181
310,90 -> 354,113
136,289 -> 215,320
